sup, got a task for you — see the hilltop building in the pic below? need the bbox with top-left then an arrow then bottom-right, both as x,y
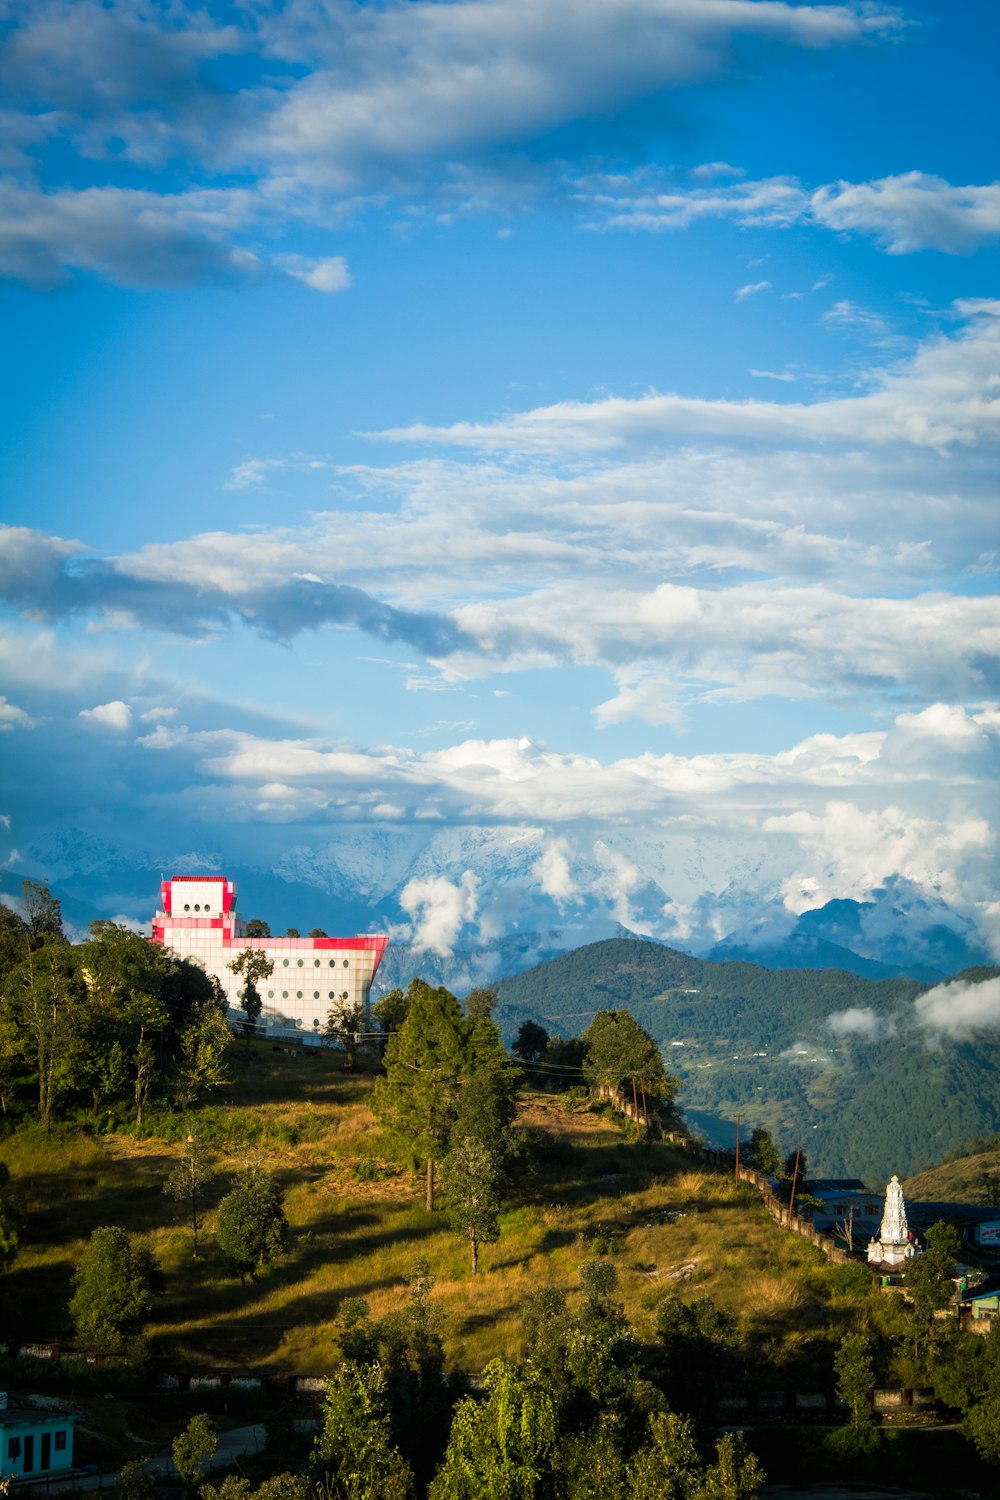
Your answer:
867,1174 -> 917,1267
151,876 -> 387,1038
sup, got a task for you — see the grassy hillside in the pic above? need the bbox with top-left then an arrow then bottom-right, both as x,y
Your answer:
905,1135 -> 1000,1203
496,939 -> 1000,1180
1,1040 -> 860,1380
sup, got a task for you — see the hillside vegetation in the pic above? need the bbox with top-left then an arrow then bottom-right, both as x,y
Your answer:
2,1042 -> 851,1376
497,939 -> 1000,1179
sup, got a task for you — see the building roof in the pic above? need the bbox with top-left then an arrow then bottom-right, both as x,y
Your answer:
0,1408 -> 75,1426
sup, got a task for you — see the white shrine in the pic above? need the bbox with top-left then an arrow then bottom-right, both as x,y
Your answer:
867,1174 -> 917,1267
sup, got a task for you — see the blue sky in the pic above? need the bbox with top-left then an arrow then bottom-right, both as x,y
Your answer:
0,0 -> 997,957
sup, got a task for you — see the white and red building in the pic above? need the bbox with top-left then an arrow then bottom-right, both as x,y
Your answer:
151,875 -> 388,1038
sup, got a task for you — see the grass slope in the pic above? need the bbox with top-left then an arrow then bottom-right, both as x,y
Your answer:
1,1042 -> 861,1381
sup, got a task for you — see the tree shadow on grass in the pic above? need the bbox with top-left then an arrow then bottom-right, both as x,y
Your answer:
1,1258 -> 76,1342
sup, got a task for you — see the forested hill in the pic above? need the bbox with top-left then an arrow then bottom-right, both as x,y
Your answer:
496,939 -> 1000,1183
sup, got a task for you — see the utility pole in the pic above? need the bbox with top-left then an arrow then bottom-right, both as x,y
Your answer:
787,1144 -> 801,1228
630,1072 -> 639,1124
639,1075 -> 648,1126
734,1112 -> 742,1184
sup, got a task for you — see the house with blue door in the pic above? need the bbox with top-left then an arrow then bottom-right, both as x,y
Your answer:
0,1396 -> 75,1482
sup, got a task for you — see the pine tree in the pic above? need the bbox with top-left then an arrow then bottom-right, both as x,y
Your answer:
372,980 -> 468,1211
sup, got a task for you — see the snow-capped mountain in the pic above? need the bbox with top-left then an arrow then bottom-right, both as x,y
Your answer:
3,823 -> 991,983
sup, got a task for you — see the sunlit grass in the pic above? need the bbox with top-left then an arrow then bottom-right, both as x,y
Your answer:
0,1048 -> 859,1376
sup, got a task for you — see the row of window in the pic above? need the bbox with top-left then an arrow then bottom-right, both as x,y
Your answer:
182,903 -> 213,912
279,958 -> 351,968
266,990 -> 351,1001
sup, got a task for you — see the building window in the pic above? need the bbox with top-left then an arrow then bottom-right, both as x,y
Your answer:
296,991 -> 303,998
313,991 -> 320,999
343,959 -> 350,968
329,960 -> 335,968
314,959 -> 320,967
329,991 -> 335,999
184,904 -> 190,911
283,959 -> 289,967
54,1433 -> 67,1453
8,1438 -> 22,1460
267,990 -> 274,999
282,990 -> 288,999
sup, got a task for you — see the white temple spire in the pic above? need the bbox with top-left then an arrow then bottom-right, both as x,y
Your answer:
867,1173 -> 916,1267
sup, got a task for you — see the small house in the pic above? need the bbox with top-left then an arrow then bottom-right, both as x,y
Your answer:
0,1396 -> 75,1481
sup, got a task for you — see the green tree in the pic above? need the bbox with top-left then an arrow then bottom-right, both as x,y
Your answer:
429,1359 -> 557,1500
228,949 -> 274,1038
176,1000 -> 231,1108
745,1127 -> 781,1177
963,1388 -> 1000,1465
443,1136 -> 501,1274
697,1431 -> 766,1500
164,1134 -> 214,1258
215,1164 -> 289,1282
625,1410 -> 703,1500
834,1332 -> 875,1428
3,936 -> 85,1129
582,1011 -> 677,1125
285,928 -> 301,938
452,1013 -> 521,1179
69,1226 -> 155,1354
372,988 -> 409,1045
326,1001 -> 366,1071
654,1295 -> 735,1414
372,979 -> 468,1211
904,1220 -> 961,1359
244,919 -> 271,938
512,1020 -> 550,1081
172,1415 -> 217,1493
464,986 -> 499,1021
116,1458 -> 155,1500
22,879 -> 63,941
309,928 -> 328,940
313,1360 -> 413,1500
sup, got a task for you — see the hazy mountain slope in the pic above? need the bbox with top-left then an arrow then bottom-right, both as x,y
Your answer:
496,940 -> 1000,1180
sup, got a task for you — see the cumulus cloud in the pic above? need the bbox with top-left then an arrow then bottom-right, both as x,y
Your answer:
533,836 -> 578,905
79,699 -> 132,731
399,870 -> 479,955
914,978 -> 1000,1038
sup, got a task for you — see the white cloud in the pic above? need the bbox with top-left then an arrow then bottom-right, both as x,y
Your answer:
0,696 -> 36,730
274,255 -> 353,293
811,173 -> 1000,254
914,978 -> 1000,1038
399,870 -> 479,955
533,836 -> 578,904
375,300 -> 1000,453
580,169 -> 1000,254
79,700 -> 132,731
0,0 -> 903,287
826,1006 -> 882,1038
735,280 -> 771,301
